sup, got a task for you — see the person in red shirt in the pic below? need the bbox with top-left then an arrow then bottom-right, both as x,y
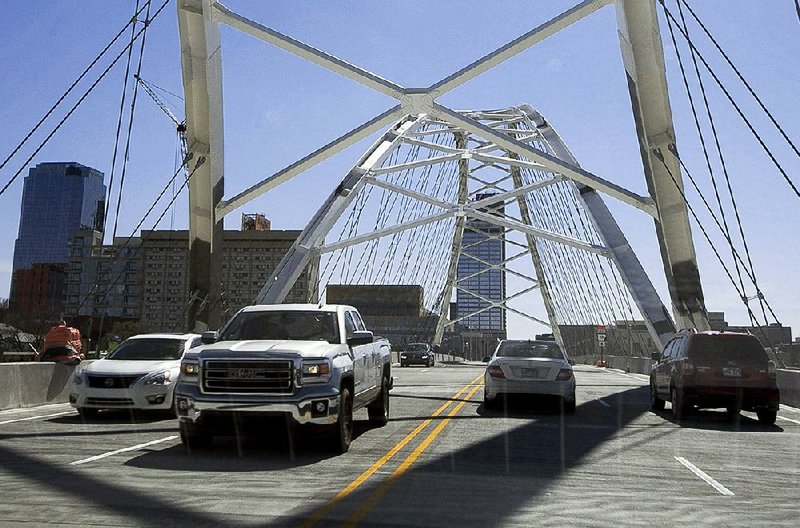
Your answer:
37,320 -> 83,364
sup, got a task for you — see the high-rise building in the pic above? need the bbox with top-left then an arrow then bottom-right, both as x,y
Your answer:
456,193 -> 506,334
11,162 -> 106,316
64,227 -> 319,333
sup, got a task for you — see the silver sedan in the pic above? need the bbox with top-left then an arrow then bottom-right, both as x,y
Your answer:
483,339 -> 576,413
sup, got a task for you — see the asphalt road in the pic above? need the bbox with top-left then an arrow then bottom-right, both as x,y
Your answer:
0,363 -> 798,527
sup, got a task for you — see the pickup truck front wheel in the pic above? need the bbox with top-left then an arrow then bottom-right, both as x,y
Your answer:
180,421 -> 213,451
330,387 -> 353,453
368,375 -> 390,426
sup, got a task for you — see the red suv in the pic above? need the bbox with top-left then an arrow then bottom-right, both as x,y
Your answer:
649,330 -> 780,424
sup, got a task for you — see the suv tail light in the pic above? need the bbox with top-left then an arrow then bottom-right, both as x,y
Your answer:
555,369 -> 573,381
767,360 -> 777,379
487,365 -> 506,379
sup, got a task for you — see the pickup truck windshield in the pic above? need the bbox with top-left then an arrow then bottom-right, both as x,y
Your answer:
219,311 -> 340,343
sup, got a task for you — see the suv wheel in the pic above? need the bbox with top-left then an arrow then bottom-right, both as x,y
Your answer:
368,375 -> 390,426
331,387 -> 353,453
650,382 -> 665,411
671,386 -> 686,420
756,409 -> 777,425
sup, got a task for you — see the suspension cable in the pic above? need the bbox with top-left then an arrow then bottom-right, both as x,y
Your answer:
658,0 -> 800,201
105,0 -> 144,242
0,2 -> 150,174
674,0 -> 800,160
0,0 -> 170,199
111,0 -> 153,241
652,148 -> 782,342
663,2 -> 749,317
674,0 -> 770,324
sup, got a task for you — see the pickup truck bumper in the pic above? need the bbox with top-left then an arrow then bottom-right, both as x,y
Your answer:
174,383 -> 341,426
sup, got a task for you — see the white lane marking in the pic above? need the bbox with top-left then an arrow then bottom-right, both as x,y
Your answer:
591,366 -> 649,382
0,411 -> 73,426
780,404 -> 800,414
778,415 -> 800,425
674,456 -> 735,496
70,436 -> 178,466
596,398 -> 611,408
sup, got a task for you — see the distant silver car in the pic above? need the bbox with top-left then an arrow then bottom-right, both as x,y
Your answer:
483,339 -> 576,413
70,333 -> 201,418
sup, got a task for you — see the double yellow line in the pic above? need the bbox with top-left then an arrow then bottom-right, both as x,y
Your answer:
301,373 -> 484,528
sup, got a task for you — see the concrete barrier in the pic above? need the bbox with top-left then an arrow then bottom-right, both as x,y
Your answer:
2,356 -> 798,411
0,362 -> 78,411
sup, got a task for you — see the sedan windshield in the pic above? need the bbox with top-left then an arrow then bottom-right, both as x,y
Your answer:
219,311 -> 339,343
496,341 -> 564,359
406,343 -> 428,351
106,338 -> 186,361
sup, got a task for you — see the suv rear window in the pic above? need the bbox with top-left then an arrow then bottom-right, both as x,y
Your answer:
689,334 -> 768,365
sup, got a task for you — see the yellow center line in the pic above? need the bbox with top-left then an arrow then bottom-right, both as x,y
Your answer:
342,381 -> 484,527
299,373 -> 484,528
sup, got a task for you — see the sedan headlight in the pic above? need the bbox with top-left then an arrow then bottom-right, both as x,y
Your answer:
301,359 -> 331,384
180,360 -> 200,382
141,370 -> 173,386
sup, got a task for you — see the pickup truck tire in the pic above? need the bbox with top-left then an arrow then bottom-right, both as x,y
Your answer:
77,407 -> 98,419
330,387 -> 353,453
368,375 -> 390,426
180,422 -> 213,451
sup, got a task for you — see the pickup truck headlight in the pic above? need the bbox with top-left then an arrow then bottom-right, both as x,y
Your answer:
301,359 -> 331,384
180,360 -> 200,382
141,370 -> 173,386
72,373 -> 85,385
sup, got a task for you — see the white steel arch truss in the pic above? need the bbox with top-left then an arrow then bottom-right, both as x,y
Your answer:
178,0 -> 707,341
257,107 -> 671,352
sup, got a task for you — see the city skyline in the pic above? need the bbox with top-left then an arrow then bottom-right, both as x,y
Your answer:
1,1 -> 798,337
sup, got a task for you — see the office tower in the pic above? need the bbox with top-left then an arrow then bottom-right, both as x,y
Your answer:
11,162 -> 106,316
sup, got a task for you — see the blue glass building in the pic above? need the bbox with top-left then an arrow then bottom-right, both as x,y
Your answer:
13,162 -> 106,273
456,194 -> 506,333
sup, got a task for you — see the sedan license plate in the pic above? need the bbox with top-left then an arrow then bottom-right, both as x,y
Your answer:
722,367 -> 741,377
520,368 -> 540,378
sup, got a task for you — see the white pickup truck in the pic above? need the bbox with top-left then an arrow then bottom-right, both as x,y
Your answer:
174,304 -> 392,453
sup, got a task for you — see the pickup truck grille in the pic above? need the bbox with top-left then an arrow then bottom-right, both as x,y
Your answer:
202,360 -> 294,393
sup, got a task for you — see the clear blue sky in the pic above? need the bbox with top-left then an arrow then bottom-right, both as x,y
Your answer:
1,1 -> 798,338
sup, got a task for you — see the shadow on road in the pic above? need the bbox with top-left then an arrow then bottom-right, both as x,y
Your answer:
270,385 -> 653,527
652,407 -> 784,432
51,409 -> 176,425
124,418 -> 380,472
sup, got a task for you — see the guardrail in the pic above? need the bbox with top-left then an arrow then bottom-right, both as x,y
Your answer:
0,362 -> 78,410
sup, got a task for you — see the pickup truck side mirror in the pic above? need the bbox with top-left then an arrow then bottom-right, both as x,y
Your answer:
201,331 -> 218,344
347,330 -> 373,347
650,351 -> 661,361
482,356 -> 491,363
